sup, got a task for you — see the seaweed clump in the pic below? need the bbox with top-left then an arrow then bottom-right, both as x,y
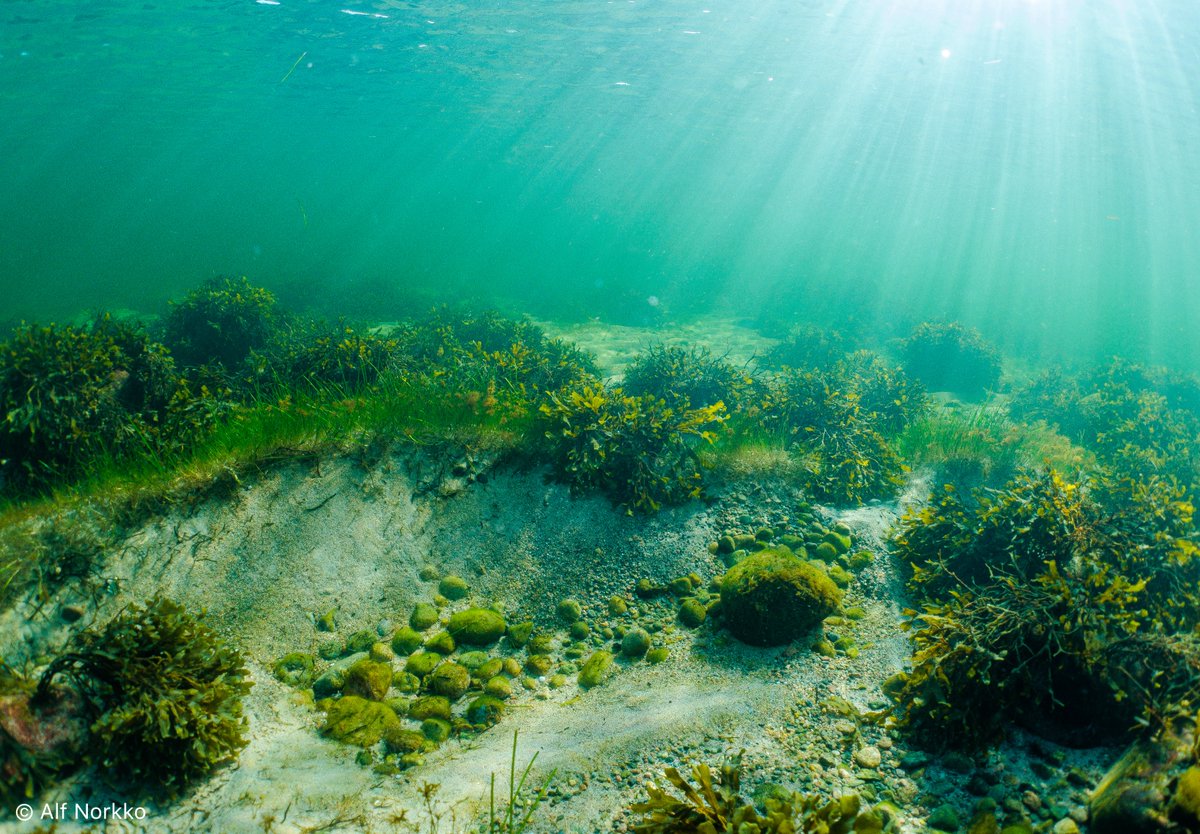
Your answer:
163,275 -> 280,370
0,316 -> 213,493
539,384 -> 726,513
900,321 -> 1001,399
36,596 -> 252,796
623,343 -> 757,414
630,753 -> 884,833
891,470 -> 1200,750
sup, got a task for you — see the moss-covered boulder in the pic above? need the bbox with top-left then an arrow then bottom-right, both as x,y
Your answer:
466,696 -> 505,727
719,547 -> 842,646
273,652 -> 316,687
409,695 -> 452,721
507,621 -> 534,647
621,628 -> 651,658
678,598 -> 706,628
410,603 -> 439,631
391,626 -> 423,655
405,651 -> 441,679
342,659 -> 393,701
447,608 -> 507,646
424,630 -> 456,655
438,575 -> 470,601
579,650 -> 614,688
323,697 -> 401,747
427,662 -> 471,700
384,727 -> 428,755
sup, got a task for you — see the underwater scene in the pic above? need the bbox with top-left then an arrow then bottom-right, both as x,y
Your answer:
4,0 -> 1200,832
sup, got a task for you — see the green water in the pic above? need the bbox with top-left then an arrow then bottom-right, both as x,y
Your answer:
3,0 -> 1200,365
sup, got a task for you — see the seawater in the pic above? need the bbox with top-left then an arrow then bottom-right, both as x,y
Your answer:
3,0 -> 1199,367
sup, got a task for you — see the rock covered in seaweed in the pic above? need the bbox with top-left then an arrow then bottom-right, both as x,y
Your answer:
718,547 -> 841,646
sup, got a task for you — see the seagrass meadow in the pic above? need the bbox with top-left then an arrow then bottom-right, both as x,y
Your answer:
4,2 -> 1200,833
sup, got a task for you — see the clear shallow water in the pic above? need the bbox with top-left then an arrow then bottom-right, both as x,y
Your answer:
3,0 -> 1200,365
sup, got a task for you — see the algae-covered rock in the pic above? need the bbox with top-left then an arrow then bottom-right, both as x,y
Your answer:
525,654 -> 553,676
579,650 -> 614,688
447,608 -> 507,646
346,629 -> 377,654
669,576 -> 695,597
719,547 -> 842,646
405,651 -> 441,679
646,648 -> 669,664
473,657 -> 503,680
822,530 -> 852,555
391,626 -> 424,655
484,676 -> 513,699
814,542 -> 839,563
621,628 -> 651,658
1090,718 -> 1195,834
466,696 -> 505,727
342,659 -> 393,701
678,597 -> 706,628
421,718 -> 452,744
1172,766 -> 1200,827
507,621 -> 534,647
827,565 -> 853,588
410,603 -> 439,631
438,575 -> 470,600
608,595 -> 629,616
409,695 -> 452,721
427,662 -> 471,700
312,651 -> 369,698
317,633 -> 346,660
557,598 -> 582,623
384,727 -> 428,755
273,652 -> 316,687
569,621 -> 590,641
424,630 -> 456,655
323,696 -> 401,747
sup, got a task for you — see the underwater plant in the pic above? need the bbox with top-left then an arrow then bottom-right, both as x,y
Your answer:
630,752 -> 884,833
893,469 -> 1200,749
900,321 -> 1001,399
163,275 -> 280,370
36,596 -> 252,796
765,323 -> 849,371
538,383 -> 726,512
623,343 -> 757,414
0,316 -> 211,493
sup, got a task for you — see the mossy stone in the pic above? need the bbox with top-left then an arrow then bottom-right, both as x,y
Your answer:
427,662 -> 471,700
346,629 -> 377,654
394,671 -> 421,693
405,651 -> 441,678
849,550 -> 874,569
621,628 -> 651,658
448,608 -> 507,646
928,804 -> 960,832
424,631 -> 456,655
484,676 -> 513,699
557,598 -> 582,623
528,634 -> 555,654
466,696 -> 505,727
635,578 -> 663,598
502,658 -> 522,677
474,658 -> 503,680
668,577 -> 695,597
342,659 -> 394,701
548,673 -> 568,689
391,626 -> 423,655
369,642 -> 394,663
579,650 -> 614,688
755,527 -> 775,542
779,534 -> 805,550
323,696 -> 401,747
1173,766 -> 1200,825
386,697 -> 410,716
410,603 -> 440,631
845,607 -> 866,620
646,648 -> 669,664
678,598 -> 706,629
317,633 -> 346,660
273,652 -> 316,687
827,565 -> 853,588
569,621 -> 590,641
719,547 -> 842,647
717,535 -> 736,554
608,595 -> 629,616
409,695 -> 452,721
822,530 -> 852,555
734,534 -> 757,549
507,621 -> 533,647
438,575 -> 470,600
525,654 -> 553,676
419,565 -> 441,581
458,650 -> 490,672
421,718 -> 452,744
384,727 -> 428,755
812,639 -> 837,658
814,542 -> 839,562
